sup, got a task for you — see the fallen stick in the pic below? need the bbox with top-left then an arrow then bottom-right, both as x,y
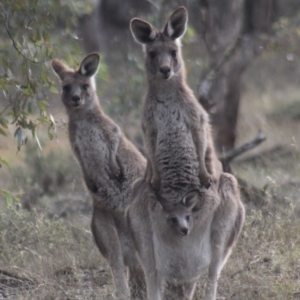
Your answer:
220,131 -> 267,165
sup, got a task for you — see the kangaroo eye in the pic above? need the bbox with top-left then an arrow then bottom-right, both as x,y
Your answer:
171,50 -> 177,58
82,84 -> 89,91
63,85 -> 71,93
170,217 -> 178,224
149,51 -> 156,59
186,215 -> 190,221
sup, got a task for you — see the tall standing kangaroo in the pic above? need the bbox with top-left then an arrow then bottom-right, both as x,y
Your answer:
52,53 -> 146,300
128,6 -> 245,300
126,172 -> 245,300
130,6 -> 221,197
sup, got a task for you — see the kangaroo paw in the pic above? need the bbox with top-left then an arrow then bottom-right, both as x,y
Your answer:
151,176 -> 161,190
111,162 -> 123,180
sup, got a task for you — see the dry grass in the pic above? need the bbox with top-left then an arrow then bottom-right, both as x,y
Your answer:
0,192 -> 299,299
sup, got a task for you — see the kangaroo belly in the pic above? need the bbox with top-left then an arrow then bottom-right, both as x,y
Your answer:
154,105 -> 200,195
153,229 -> 212,282
74,124 -> 110,173
72,123 -> 129,210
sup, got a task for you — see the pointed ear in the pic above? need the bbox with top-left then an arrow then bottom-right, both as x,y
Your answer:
51,59 -> 73,81
182,189 -> 202,212
79,53 -> 100,77
130,18 -> 157,44
163,6 -> 188,40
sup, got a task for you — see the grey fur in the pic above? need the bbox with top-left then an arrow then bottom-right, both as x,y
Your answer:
52,53 -> 146,300
130,7 -> 220,198
126,172 -> 245,300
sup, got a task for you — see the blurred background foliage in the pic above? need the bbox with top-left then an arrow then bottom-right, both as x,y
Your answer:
0,0 -> 93,157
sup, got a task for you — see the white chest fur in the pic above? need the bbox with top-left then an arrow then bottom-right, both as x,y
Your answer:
153,224 -> 212,283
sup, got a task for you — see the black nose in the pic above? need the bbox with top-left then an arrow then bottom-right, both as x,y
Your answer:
181,228 -> 188,236
160,66 -> 171,76
72,95 -> 80,103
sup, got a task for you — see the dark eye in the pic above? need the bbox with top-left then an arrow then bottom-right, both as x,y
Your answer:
149,51 -> 156,59
82,84 -> 89,91
63,85 -> 71,93
171,50 -> 177,58
186,215 -> 190,221
170,217 -> 178,224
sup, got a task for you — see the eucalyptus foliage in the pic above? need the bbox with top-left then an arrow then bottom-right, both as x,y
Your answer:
0,0 -> 93,158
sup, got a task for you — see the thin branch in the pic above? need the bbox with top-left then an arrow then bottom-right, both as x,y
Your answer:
0,269 -> 37,286
0,104 -> 11,117
230,254 -> 255,279
0,3 -> 42,64
198,36 -> 243,110
220,131 -> 267,164
146,0 -> 160,10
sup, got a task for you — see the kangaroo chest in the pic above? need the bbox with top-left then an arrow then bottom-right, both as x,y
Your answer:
154,100 -> 193,146
152,227 -> 212,282
70,120 -> 110,172
148,98 -> 200,193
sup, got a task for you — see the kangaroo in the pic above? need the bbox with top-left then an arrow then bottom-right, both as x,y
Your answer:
52,53 -> 147,300
130,6 -> 220,197
126,172 -> 245,300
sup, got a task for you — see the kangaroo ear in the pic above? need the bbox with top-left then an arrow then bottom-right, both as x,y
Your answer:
79,53 -> 100,77
163,6 -> 188,40
130,18 -> 157,44
51,59 -> 73,81
182,189 -> 202,212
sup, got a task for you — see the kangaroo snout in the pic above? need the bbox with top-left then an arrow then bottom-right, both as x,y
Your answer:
72,95 -> 81,106
180,227 -> 189,236
159,66 -> 171,78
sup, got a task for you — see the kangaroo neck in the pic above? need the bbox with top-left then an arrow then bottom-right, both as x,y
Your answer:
147,73 -> 185,101
67,96 -> 103,119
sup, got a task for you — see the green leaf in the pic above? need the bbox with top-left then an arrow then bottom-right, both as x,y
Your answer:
27,102 -> 33,114
14,127 -> 26,151
0,118 -> 9,129
42,31 -> 50,43
2,189 -> 13,206
38,100 -> 48,113
50,114 -> 56,133
0,157 -> 9,168
34,133 -> 42,150
48,128 -> 53,140
0,127 -> 7,136
49,85 -> 58,94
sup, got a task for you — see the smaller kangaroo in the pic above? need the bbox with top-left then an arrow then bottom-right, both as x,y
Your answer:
52,53 -> 146,300
126,172 -> 245,300
130,6 -> 220,195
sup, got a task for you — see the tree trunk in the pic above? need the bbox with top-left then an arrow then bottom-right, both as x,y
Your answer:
198,0 -> 277,152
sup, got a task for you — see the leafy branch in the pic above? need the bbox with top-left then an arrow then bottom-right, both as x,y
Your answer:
0,2 -> 43,64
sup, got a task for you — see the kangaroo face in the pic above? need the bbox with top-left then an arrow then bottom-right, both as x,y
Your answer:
165,204 -> 194,236
61,74 -> 94,109
157,189 -> 203,237
130,7 -> 187,80
145,36 -> 181,80
52,53 -> 100,111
